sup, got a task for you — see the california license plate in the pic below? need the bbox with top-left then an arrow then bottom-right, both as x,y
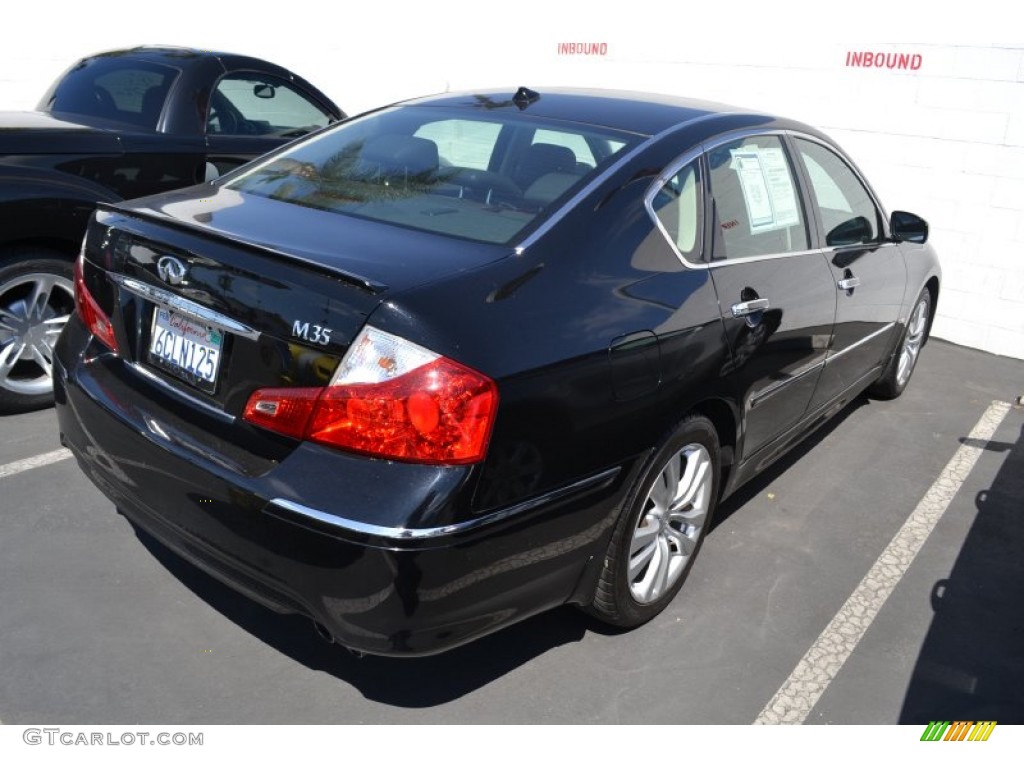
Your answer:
148,308 -> 224,389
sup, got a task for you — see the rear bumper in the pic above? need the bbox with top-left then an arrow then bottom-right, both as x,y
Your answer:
54,321 -> 627,656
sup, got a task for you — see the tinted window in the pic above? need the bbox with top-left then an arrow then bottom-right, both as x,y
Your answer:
226,107 -> 639,245
795,138 -> 881,246
46,58 -> 179,130
651,160 -> 702,261
707,135 -> 808,259
209,73 -> 332,137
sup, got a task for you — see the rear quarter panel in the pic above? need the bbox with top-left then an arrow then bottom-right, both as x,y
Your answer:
369,139 -> 736,517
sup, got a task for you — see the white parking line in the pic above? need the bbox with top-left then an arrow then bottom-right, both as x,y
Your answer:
0,448 -> 73,480
755,399 -> 1013,725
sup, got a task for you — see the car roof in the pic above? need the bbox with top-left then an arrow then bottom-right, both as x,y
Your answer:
78,46 -> 236,63
401,87 -> 775,137
73,46 -> 320,77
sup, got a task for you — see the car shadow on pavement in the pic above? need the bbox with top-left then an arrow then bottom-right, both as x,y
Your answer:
133,526 -> 591,707
898,416 -> 1024,724
131,395 -> 876,707
711,394 -> 870,529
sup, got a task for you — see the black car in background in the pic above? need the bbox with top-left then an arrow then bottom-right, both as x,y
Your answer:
55,88 -> 940,656
0,46 -> 343,411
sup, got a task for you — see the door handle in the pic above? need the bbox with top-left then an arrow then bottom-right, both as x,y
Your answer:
837,276 -> 861,291
731,298 -> 770,318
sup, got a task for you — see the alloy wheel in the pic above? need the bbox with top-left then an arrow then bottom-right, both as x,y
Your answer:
896,296 -> 929,388
627,442 -> 712,604
0,272 -> 75,396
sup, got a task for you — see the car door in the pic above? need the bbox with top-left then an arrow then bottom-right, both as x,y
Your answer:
703,132 -> 837,459
204,71 -> 336,178
55,57 -> 209,199
791,136 -> 908,410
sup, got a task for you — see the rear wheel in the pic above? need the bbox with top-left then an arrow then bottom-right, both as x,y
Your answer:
587,414 -> 720,627
0,250 -> 75,413
869,287 -> 931,400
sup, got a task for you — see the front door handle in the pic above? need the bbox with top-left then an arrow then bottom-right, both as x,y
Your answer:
837,276 -> 861,291
731,298 -> 770,318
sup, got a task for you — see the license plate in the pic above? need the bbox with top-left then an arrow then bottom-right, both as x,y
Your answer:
148,308 -> 224,389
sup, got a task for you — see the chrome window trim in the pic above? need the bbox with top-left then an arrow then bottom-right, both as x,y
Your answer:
642,126 -> 894,269
267,466 -> 621,542
787,132 -> 891,240
644,147 -> 707,270
514,111 -> 729,255
708,248 -> 824,268
645,127 -> 816,268
111,275 -> 260,340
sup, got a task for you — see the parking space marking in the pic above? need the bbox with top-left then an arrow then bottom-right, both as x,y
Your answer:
0,448 -> 73,480
755,399 -> 1013,725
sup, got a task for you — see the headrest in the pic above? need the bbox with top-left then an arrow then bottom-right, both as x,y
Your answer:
523,143 -> 575,173
358,134 -> 439,178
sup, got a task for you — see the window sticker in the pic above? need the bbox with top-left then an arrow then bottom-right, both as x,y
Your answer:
730,147 -> 800,234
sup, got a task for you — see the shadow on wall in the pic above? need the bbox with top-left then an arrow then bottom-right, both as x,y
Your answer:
899,417 -> 1024,724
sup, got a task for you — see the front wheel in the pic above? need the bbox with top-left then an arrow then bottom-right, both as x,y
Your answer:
869,287 -> 932,400
0,250 -> 75,413
587,414 -> 720,627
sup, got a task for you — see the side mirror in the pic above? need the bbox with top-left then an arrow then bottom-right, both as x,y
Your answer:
253,83 -> 276,99
891,210 -> 928,244
826,215 -> 873,247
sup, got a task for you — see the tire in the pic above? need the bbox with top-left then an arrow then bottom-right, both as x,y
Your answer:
0,249 -> 76,413
869,288 -> 932,400
587,414 -> 720,627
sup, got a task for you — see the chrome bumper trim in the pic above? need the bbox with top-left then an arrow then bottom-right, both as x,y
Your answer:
268,466 -> 622,542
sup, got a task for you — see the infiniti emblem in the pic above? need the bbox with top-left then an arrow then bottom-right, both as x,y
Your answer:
156,256 -> 188,286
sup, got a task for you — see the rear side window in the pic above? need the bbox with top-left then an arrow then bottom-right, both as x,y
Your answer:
45,58 -> 179,130
707,135 -> 809,260
794,138 -> 881,246
650,160 -> 702,262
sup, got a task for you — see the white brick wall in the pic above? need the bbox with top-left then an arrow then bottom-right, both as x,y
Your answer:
3,0 -> 1023,359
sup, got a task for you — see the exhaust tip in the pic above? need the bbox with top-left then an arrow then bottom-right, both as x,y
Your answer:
312,620 -> 365,657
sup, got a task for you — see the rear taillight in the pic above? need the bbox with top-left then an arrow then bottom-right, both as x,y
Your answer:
74,251 -> 118,353
244,326 -> 497,464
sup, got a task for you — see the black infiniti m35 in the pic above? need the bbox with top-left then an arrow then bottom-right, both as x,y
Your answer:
55,87 -> 940,656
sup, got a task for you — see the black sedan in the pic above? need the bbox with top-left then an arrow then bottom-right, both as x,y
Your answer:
54,87 -> 940,656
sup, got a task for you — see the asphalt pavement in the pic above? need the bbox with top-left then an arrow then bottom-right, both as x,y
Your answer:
1,339 -> 1021,724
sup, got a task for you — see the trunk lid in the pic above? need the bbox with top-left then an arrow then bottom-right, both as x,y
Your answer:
120,183 -> 513,292
0,111 -> 124,154
86,186 -> 510,420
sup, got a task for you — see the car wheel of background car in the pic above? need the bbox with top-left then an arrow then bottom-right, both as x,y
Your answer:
587,414 -> 720,628
869,288 -> 932,400
0,250 -> 75,413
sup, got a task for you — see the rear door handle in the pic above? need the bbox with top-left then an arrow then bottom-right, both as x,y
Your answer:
731,298 -> 770,318
837,277 -> 861,291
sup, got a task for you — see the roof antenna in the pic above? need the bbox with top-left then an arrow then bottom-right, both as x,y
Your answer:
513,87 -> 540,110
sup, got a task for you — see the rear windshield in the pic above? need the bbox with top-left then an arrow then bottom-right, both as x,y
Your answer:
225,105 -> 641,244
44,57 -> 180,130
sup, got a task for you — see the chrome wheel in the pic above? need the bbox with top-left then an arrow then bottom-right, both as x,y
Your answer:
628,442 -> 712,604
0,272 -> 74,397
896,295 -> 929,387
